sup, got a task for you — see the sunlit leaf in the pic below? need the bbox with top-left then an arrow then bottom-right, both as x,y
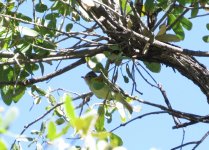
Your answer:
181,17 -> 192,30
168,14 -> 185,40
64,94 -> 76,126
116,102 -> 126,122
120,0 -> 132,14
47,121 -> 57,140
0,139 -> 7,150
92,131 -> 110,139
74,110 -> 97,136
17,136 -> 33,142
110,133 -> 123,147
16,26 -> 39,37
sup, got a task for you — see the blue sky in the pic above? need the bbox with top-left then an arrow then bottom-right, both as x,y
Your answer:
1,1 -> 209,150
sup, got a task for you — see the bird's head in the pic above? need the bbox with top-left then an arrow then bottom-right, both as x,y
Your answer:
82,71 -> 97,83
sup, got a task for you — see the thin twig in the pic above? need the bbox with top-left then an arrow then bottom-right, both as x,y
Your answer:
10,92 -> 92,149
110,111 -> 166,132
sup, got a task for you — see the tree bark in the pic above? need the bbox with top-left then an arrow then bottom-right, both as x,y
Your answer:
78,1 -> 209,103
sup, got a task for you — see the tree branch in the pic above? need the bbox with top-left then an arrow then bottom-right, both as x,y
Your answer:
0,58 -> 85,86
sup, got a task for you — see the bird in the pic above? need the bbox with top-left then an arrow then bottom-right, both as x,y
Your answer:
82,71 -> 133,114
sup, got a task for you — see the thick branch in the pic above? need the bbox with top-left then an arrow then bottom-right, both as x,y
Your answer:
79,2 -> 209,103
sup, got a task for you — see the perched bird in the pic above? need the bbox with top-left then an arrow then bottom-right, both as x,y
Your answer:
82,71 -> 133,113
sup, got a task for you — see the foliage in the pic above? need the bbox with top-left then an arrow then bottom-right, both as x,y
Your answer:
0,0 -> 209,149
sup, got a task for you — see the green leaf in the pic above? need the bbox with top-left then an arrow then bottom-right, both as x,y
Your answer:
145,0 -> 155,12
191,2 -> 199,18
168,14 -> 185,40
123,76 -> 129,83
38,62 -> 44,76
156,34 -> 180,42
0,139 -> 7,150
64,94 -> 76,126
156,24 -> 167,36
203,35 -> 209,43
19,44 -> 31,53
47,121 -> 57,140
95,106 -> 105,131
13,86 -> 26,103
0,66 -> 13,83
32,85 -> 46,96
93,131 -> 110,139
17,136 -> 33,142
45,13 -> 59,20
17,13 -> 32,22
66,23 -> 73,32
35,3 -> 48,12
108,44 -> 120,51
47,20 -> 57,29
110,133 -> 123,147
48,94 -> 56,106
206,23 -> 209,30
144,61 -> 161,73
40,122 -> 46,133
120,0 -> 132,14
31,130 -> 40,135
55,118 -> 65,125
74,110 -> 97,135
16,26 -> 39,37
173,23 -> 185,40
1,86 -> 26,105
180,17 -> 192,30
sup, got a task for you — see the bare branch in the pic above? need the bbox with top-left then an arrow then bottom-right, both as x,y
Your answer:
110,111 -> 167,132
0,58 -> 85,86
171,131 -> 209,150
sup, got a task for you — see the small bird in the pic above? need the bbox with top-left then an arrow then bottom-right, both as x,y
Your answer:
82,71 -> 133,113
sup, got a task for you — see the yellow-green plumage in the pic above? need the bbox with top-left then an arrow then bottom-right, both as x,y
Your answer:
83,71 -> 133,113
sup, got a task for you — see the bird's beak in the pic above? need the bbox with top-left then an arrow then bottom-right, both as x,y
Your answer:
81,76 -> 85,79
